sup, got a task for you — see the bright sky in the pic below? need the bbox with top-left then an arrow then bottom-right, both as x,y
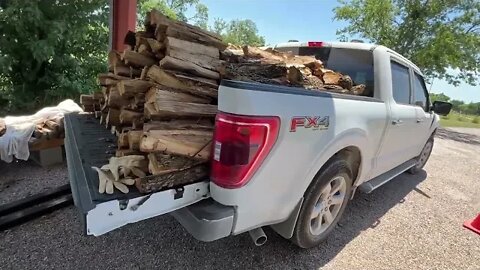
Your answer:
199,0 -> 479,102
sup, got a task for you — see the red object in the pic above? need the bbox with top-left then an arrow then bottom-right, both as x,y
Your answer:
307,41 -> 324,47
463,214 -> 480,235
211,112 -> 280,189
111,0 -> 137,51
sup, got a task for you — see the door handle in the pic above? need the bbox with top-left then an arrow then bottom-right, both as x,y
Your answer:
416,119 -> 425,123
392,120 -> 403,125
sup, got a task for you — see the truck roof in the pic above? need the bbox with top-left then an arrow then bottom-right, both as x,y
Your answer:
273,41 -> 423,75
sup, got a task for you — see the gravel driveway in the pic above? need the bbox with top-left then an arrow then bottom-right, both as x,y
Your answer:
1,127 -> 479,270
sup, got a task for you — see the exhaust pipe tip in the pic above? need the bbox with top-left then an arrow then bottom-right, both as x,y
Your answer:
249,227 -> 267,246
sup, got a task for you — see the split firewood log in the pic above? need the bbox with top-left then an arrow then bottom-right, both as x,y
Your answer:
143,119 -> 213,132
351,84 -> 367,95
148,153 -> 199,175
119,109 -> 143,125
128,130 -> 143,151
118,131 -> 129,149
106,108 -> 121,127
159,56 -> 220,80
0,118 -> 6,137
97,73 -> 130,86
107,87 -> 130,108
145,100 -> 217,119
338,75 -> 353,90
148,9 -> 226,50
145,86 -> 211,105
117,79 -> 154,97
164,37 -> 223,74
140,129 -> 212,160
135,163 -> 208,194
322,70 -> 343,85
122,50 -> 157,67
147,66 -> 218,98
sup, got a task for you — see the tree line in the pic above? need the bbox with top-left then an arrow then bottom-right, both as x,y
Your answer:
0,0 -> 265,114
0,0 -> 478,115
430,93 -> 480,116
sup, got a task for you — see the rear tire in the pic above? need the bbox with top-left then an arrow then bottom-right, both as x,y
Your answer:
408,137 -> 434,174
291,157 -> 353,248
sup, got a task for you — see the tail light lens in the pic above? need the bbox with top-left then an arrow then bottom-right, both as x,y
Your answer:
211,112 -> 280,189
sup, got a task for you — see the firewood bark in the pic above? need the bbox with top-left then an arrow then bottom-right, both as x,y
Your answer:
130,93 -> 145,109
113,63 -> 141,78
107,87 -> 130,108
138,44 -> 155,58
98,73 -> 130,86
119,109 -> 144,125
128,130 -> 143,150
117,79 -> 154,97
147,66 -> 218,98
118,132 -> 129,148
146,38 -> 164,53
80,94 -> 95,106
140,129 -> 212,160
106,108 -> 121,127
145,86 -> 211,105
148,153 -> 199,175
108,51 -> 121,71
135,163 -> 208,193
140,66 -> 150,80
146,100 -> 217,119
159,56 -> 220,80
143,120 -> 213,132
122,50 -> 157,67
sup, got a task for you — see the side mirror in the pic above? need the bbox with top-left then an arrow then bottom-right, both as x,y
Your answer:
431,101 -> 452,116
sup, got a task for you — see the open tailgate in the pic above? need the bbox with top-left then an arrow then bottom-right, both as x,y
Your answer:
64,113 -> 209,236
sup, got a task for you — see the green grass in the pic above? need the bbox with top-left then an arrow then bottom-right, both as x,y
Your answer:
440,111 -> 480,128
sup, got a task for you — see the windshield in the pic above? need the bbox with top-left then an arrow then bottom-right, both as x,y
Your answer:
277,46 -> 375,97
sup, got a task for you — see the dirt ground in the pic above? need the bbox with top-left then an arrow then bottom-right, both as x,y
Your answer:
0,127 -> 479,270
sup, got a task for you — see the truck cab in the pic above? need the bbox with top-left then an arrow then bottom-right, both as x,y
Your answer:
65,41 -> 451,248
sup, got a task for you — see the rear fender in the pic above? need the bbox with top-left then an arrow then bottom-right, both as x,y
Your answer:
271,129 -> 369,239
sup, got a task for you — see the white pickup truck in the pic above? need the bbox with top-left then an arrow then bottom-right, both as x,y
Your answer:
65,41 -> 452,248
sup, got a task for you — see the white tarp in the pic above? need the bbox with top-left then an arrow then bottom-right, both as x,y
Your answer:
0,99 -> 83,162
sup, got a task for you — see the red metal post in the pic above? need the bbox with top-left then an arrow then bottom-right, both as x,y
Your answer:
110,0 -> 137,51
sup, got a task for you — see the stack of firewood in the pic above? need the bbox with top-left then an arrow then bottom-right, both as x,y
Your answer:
80,9 -> 367,195
31,115 -> 65,143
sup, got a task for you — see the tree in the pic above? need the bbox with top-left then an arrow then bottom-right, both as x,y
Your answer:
137,0 -> 208,29
333,0 -> 480,86
429,92 -> 450,103
211,18 -> 265,46
0,0 -> 109,114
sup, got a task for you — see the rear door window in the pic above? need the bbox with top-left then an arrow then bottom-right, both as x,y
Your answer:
390,61 -> 411,104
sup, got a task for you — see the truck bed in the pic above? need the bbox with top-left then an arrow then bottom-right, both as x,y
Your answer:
64,113 -> 144,213
64,113 -> 210,236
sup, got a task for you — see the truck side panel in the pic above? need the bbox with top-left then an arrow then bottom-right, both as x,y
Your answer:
211,83 -> 389,234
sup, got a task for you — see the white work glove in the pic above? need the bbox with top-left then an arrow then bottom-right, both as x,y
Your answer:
92,166 -> 135,194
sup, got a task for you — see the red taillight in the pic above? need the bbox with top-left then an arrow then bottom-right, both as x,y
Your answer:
307,41 -> 324,47
211,112 -> 280,189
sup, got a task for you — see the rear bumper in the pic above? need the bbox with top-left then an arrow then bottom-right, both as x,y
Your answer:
171,199 -> 234,242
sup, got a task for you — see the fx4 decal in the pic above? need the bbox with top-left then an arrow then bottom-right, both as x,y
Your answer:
290,116 -> 329,132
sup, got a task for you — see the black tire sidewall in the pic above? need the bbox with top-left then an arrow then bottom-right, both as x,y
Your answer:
292,158 -> 353,248
408,138 -> 434,174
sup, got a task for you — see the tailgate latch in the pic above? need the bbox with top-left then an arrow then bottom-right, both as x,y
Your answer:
174,187 -> 184,200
